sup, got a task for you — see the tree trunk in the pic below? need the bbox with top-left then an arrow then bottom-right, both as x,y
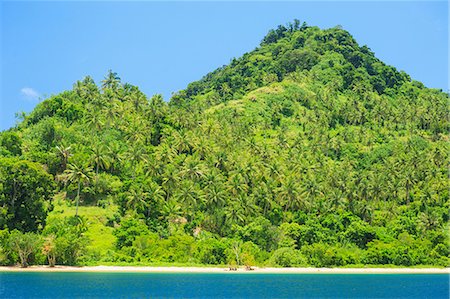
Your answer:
406,182 -> 410,205
263,198 -> 268,216
48,253 -> 56,267
19,253 -> 27,268
96,163 -> 99,185
76,179 -> 81,217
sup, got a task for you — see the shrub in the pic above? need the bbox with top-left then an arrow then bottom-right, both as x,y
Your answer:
269,247 -> 306,267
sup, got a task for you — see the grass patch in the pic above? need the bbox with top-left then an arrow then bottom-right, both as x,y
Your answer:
48,196 -> 118,256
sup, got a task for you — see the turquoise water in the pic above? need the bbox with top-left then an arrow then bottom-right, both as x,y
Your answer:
0,273 -> 448,298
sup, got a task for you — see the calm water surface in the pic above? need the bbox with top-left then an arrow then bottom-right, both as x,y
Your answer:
0,272 -> 448,298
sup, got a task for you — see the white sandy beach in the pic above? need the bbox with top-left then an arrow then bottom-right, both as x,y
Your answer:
1,266 -> 449,274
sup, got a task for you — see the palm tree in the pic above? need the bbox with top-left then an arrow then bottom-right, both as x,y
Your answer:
162,199 -> 183,223
238,195 -> 259,220
175,180 -> 203,211
103,101 -> 120,128
254,179 -> 277,216
208,151 -> 227,172
124,119 -> 146,144
147,94 -> 166,122
329,188 -> 345,210
55,144 -> 72,172
64,163 -> 93,217
123,84 -> 147,112
124,142 -> 148,178
162,164 -> 180,200
89,143 -> 110,179
145,181 -> 165,217
277,174 -> 304,213
107,141 -> 123,174
180,155 -> 206,181
73,76 -> 99,100
205,184 -> 227,212
101,70 -> 121,91
173,130 -> 192,154
126,187 -> 149,213
301,175 -> 323,210
226,172 -> 248,197
155,142 -> 177,165
192,135 -> 211,159
84,109 -> 104,130
224,201 -> 245,226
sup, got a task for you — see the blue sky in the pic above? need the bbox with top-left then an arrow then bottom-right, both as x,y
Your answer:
1,1 -> 448,131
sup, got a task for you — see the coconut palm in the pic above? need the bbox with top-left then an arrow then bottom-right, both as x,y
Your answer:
124,119 -> 146,144
64,163 -> 93,217
224,201 -> 245,226
123,142 -> 148,178
145,181 -> 166,217
180,155 -> 206,181
101,69 -> 121,91
205,184 -> 227,212
173,130 -> 192,154
175,180 -> 203,211
226,172 -> 248,197
277,174 -> 303,213
89,143 -> 110,179
162,199 -> 183,223
103,101 -> 120,128
55,144 -> 72,172
84,109 -> 104,130
161,164 -> 180,200
126,188 -> 149,213
107,141 -> 123,174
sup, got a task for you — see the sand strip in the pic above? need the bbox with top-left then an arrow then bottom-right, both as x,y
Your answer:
1,266 -> 448,274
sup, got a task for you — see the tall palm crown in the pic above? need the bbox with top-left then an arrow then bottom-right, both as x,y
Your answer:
64,163 -> 93,216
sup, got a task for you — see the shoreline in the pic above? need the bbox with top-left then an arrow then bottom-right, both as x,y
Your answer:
1,266 -> 449,274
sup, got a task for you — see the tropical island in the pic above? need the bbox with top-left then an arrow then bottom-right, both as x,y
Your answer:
0,21 -> 448,270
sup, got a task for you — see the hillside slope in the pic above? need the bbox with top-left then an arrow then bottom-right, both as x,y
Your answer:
0,21 -> 448,267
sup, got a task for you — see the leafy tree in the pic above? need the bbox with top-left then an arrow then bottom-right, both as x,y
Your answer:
0,158 -> 55,232
113,216 -> 150,249
269,247 -> 306,267
9,230 -> 42,267
42,235 -> 57,267
43,216 -> 89,265
0,131 -> 22,156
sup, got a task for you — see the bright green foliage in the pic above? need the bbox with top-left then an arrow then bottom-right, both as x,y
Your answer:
0,229 -> 11,265
0,21 -> 448,267
113,215 -> 151,249
0,131 -> 22,156
8,230 -> 42,267
269,247 -> 306,267
194,237 -> 228,265
43,216 -> 89,265
0,157 -> 55,232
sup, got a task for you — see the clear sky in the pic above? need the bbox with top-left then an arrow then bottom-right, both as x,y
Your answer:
1,1 -> 448,131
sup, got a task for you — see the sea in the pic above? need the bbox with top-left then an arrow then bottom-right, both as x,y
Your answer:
0,272 -> 448,298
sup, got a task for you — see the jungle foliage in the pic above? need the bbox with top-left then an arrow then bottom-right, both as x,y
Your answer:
0,21 -> 448,267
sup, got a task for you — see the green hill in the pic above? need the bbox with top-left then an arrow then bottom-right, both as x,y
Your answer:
1,21 -> 448,268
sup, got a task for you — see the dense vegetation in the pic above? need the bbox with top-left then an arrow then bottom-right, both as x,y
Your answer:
0,21 -> 448,268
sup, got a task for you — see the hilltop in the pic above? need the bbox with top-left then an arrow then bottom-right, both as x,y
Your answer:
0,21 -> 448,268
